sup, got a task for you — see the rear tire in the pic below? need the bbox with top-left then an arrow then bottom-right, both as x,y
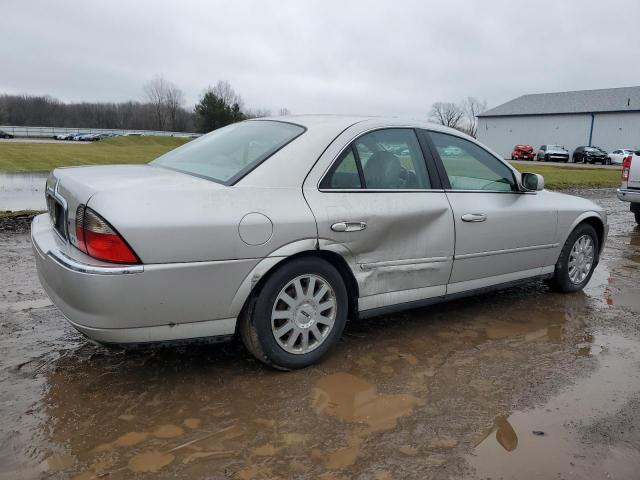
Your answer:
547,223 -> 598,293
238,257 -> 348,370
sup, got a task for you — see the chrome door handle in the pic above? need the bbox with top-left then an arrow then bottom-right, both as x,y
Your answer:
461,213 -> 487,222
331,221 -> 367,232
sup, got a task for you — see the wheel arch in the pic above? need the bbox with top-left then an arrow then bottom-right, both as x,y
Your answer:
563,212 -> 606,257
230,246 -> 360,324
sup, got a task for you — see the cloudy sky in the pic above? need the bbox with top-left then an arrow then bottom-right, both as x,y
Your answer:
2,0 -> 639,117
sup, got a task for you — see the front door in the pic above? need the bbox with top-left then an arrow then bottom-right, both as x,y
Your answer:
424,130 -> 558,294
303,128 -> 455,312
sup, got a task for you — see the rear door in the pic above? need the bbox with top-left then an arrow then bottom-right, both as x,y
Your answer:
422,130 -> 558,293
303,127 -> 454,312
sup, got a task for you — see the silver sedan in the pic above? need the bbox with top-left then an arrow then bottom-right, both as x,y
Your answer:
32,116 -> 608,369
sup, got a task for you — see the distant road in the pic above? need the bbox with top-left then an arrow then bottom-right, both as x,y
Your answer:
509,159 -> 620,170
0,138 -> 88,145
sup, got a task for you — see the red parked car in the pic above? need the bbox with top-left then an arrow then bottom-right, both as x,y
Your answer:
511,144 -> 534,160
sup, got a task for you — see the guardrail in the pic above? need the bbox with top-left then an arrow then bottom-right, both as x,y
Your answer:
0,125 -> 201,138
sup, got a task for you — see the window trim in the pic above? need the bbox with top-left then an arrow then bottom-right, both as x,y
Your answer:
424,129 -> 522,194
317,127 -> 443,192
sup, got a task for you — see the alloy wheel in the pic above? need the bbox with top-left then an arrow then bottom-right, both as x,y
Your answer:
271,274 -> 337,354
568,235 -> 595,284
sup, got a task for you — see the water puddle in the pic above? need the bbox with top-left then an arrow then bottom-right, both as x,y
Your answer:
466,332 -> 640,479
0,171 -> 48,210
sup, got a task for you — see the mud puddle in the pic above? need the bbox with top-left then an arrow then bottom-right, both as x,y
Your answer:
466,332 -> 640,479
1,188 -> 640,479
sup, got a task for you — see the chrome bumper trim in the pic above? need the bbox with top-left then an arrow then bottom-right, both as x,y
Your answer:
47,249 -> 144,275
617,188 -> 640,203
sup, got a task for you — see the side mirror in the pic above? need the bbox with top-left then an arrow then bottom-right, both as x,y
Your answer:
521,172 -> 544,191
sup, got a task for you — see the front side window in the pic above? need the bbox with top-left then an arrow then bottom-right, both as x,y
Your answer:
152,121 -> 304,184
429,131 -> 515,192
321,129 -> 431,190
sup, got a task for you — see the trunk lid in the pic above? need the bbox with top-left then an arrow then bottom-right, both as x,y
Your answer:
45,164 -> 222,247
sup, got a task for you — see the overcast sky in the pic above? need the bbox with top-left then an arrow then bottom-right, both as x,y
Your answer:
2,0 -> 639,117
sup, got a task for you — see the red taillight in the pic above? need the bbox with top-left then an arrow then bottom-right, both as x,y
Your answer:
622,155 -> 632,181
74,205 -> 140,264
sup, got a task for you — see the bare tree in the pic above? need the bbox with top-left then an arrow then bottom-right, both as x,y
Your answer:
461,97 -> 487,138
144,74 -> 169,130
278,107 -> 290,116
429,102 -> 464,129
212,80 -> 244,111
244,108 -> 272,118
165,82 -> 186,131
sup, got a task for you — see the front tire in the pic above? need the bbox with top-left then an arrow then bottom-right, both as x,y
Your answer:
239,257 -> 348,370
547,223 -> 598,293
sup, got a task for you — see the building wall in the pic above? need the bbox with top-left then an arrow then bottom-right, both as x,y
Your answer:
590,112 -> 640,152
477,112 -> 640,159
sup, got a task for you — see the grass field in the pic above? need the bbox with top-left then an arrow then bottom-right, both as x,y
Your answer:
509,163 -> 621,189
0,138 -> 622,190
0,136 -> 190,172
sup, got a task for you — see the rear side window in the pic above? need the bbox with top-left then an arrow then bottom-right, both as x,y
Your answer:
152,121 -> 305,184
321,129 -> 431,190
429,131 -> 515,192
322,147 -> 362,189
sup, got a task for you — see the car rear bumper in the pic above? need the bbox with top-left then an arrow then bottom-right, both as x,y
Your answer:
617,188 -> 640,204
31,214 -> 259,344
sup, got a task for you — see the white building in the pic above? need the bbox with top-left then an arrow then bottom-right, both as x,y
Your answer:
477,86 -> 640,159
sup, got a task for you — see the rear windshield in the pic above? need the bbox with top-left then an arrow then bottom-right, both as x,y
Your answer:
152,121 -> 305,184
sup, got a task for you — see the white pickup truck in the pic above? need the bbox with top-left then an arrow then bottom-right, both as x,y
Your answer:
617,151 -> 640,224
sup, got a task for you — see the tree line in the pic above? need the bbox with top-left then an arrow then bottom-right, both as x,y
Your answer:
0,75 -> 288,133
428,97 -> 487,138
0,74 -> 487,136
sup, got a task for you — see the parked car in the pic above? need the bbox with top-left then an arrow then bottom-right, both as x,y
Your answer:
511,144 -> 534,160
32,116 -> 608,369
573,146 -> 609,164
617,151 -> 640,224
536,145 -> 570,162
443,146 -> 463,156
0,129 -> 14,139
54,133 -> 75,140
608,148 -> 635,165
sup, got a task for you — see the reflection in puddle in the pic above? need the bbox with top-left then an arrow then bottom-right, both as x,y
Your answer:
610,290 -> 640,312
494,416 -> 518,452
0,171 -> 48,210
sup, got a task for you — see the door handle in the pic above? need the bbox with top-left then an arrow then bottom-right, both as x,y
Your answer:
461,213 -> 487,222
331,221 -> 367,232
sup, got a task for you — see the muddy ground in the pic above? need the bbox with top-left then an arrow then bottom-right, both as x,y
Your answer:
1,189 -> 639,480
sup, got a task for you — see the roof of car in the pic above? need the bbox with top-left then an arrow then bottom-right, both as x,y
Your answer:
252,114 -> 469,137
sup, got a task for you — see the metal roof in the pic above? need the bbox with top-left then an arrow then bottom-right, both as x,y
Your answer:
478,86 -> 640,117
